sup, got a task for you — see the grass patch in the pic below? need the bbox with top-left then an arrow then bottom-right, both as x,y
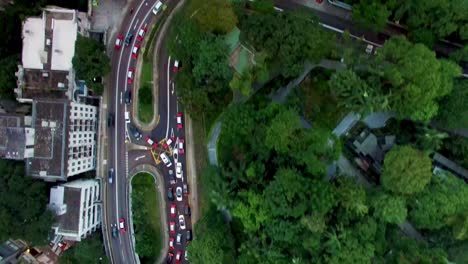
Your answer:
131,173 -> 162,264
192,115 -> 210,215
138,60 -> 154,124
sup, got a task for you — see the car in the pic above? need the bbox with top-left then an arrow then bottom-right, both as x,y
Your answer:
169,237 -> 174,251
107,112 -> 114,127
178,215 -> 186,230
125,111 -> 130,124
112,225 -> 118,238
184,204 -> 191,216
160,153 -> 172,167
136,26 -> 147,41
166,252 -> 174,264
173,60 -> 180,73
145,136 -> 158,149
127,68 -> 134,84
108,168 -> 114,184
186,229 -> 192,241
176,186 -> 183,202
124,33 -> 133,46
183,183 -> 188,196
169,221 -> 176,234
365,44 -> 374,54
125,90 -> 132,104
131,44 -> 140,59
152,1 -> 163,15
129,125 -> 142,140
176,162 -> 183,179
177,138 -> 184,155
119,218 -> 126,233
176,232 -> 182,245
175,250 -> 182,264
169,170 -> 176,185
167,187 -> 174,201
185,250 -> 188,261
114,34 -> 123,49
170,203 -> 176,218
176,112 -> 183,129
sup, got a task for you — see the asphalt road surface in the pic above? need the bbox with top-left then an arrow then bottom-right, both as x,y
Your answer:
104,0 -> 192,263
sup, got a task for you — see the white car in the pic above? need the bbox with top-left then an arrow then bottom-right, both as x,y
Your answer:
176,162 -> 183,179
176,186 -> 183,202
152,1 -> 163,15
178,138 -> 184,155
160,153 -> 172,167
178,215 -> 186,230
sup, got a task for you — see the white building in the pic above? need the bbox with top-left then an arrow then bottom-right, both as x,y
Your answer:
48,179 -> 101,241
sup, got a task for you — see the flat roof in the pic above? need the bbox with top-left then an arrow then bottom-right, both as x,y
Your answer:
22,17 -> 46,69
0,114 -> 26,160
54,186 -> 81,233
51,19 -> 77,71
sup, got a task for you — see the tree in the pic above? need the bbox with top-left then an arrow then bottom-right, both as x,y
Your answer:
229,72 -> 253,97
264,107 -> 302,154
352,0 -> 392,32
193,35 -> 232,84
336,177 -> 369,218
381,145 -> 432,195
0,55 -> 19,99
371,193 -> 407,224
0,160 -> 53,245
72,35 -> 110,95
232,190 -> 271,233
188,0 -> 238,34
60,233 -> 109,264
435,79 -> 468,129
376,37 -> 461,122
409,173 -> 468,231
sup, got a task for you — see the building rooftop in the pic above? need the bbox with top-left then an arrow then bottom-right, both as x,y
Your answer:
26,100 -> 69,181
22,17 -> 46,70
21,68 -> 70,100
49,185 -> 80,234
0,114 -> 26,160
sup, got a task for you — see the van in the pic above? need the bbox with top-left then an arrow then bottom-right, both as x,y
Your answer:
152,1 -> 163,15
125,111 -> 130,123
160,153 -> 172,167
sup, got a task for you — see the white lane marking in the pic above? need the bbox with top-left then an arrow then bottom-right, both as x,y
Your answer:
135,155 -> 146,161
120,92 -> 123,104
166,56 -> 171,139
134,19 -> 140,30
171,81 -> 174,95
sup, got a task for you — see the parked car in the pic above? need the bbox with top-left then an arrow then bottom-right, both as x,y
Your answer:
169,221 -> 176,234
108,168 -> 114,184
119,218 -> 126,233
183,183 -> 188,196
127,68 -> 134,84
173,60 -> 180,73
131,44 -> 140,59
178,215 -> 186,230
169,170 -> 176,185
176,112 -> 183,129
145,136 -> 158,149
176,162 -> 183,179
178,138 -> 184,154
136,26 -> 147,41
166,252 -> 174,264
114,34 -> 123,50
186,229 -> 192,241
160,153 -> 172,167
184,204 -> 191,216
124,33 -> 133,46
170,203 -> 176,218
175,187 -> 183,202
175,250 -> 182,264
169,237 -> 174,250
107,112 -> 114,127
176,232 -> 182,245
167,187 -> 174,201
152,1 -> 163,15
125,90 -> 132,104
129,125 -> 142,140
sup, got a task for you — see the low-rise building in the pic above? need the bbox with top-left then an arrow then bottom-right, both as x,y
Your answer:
0,239 -> 28,264
48,179 -> 101,241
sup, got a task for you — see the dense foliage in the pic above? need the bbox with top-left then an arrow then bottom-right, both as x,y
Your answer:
72,35 -> 110,95
0,160 -> 53,245
60,233 -> 109,264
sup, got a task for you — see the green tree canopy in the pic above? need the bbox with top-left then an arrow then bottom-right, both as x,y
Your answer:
265,107 -> 302,154
72,35 -> 110,95
381,145 -> 432,195
371,193 -> 407,224
352,0 -> 392,32
60,233 -> 109,264
435,79 -> 468,129
188,0 -> 238,34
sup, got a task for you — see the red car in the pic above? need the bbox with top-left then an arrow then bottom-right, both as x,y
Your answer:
131,44 -> 140,59
136,26 -> 147,41
178,138 -> 184,155
170,203 -> 176,218
169,237 -> 174,251
127,68 -> 134,84
176,113 -> 183,129
173,60 -> 180,73
119,218 -> 126,233
145,136 -> 158,149
175,250 -> 182,263
169,221 -> 176,234
114,34 -> 123,50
